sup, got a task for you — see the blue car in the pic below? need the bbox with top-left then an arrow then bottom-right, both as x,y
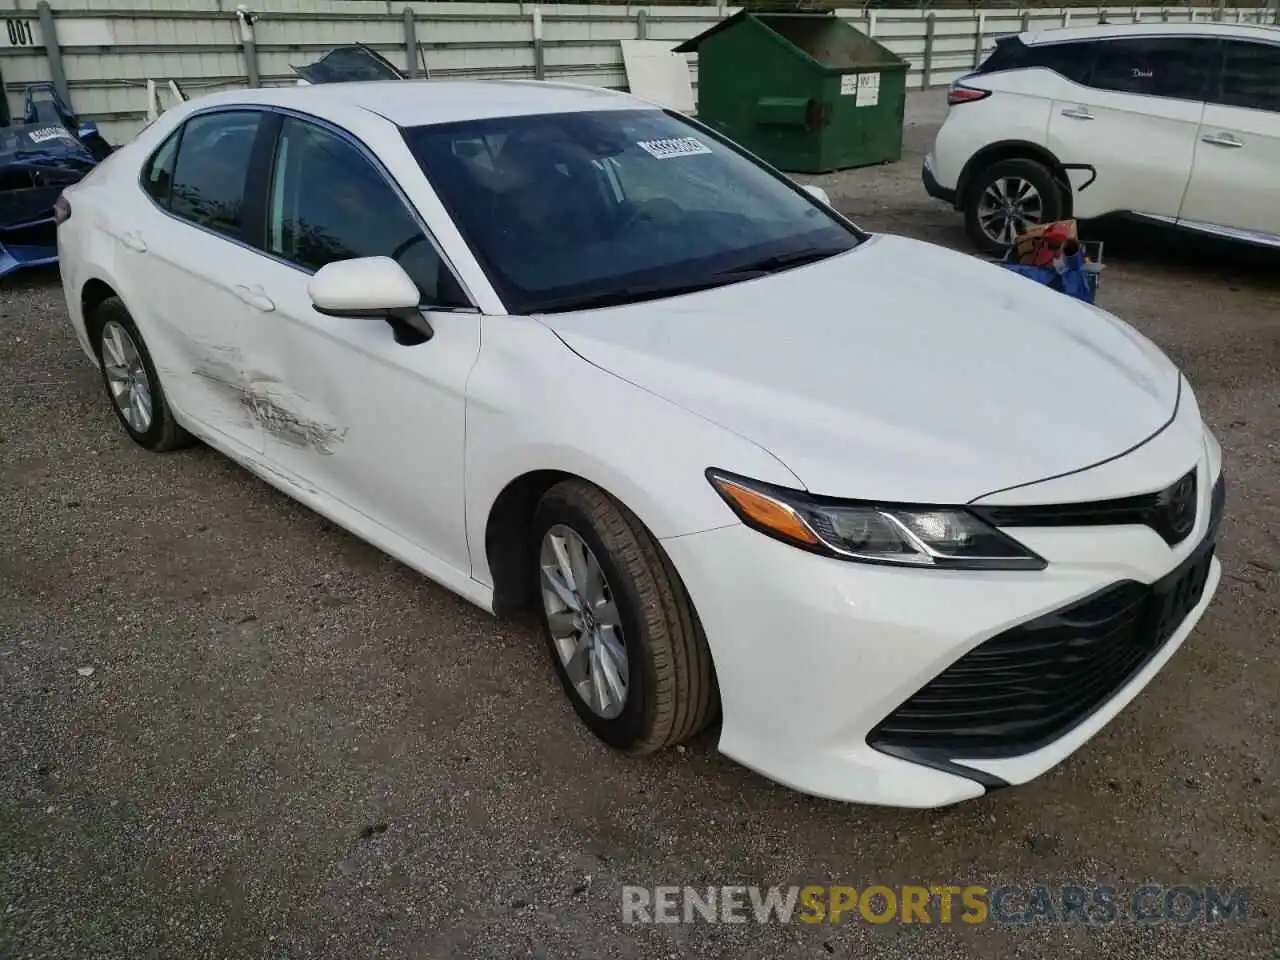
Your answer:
0,83 -> 111,279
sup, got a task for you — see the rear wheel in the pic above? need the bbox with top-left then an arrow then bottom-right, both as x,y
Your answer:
964,158 -> 1064,256
92,297 -> 193,452
532,479 -> 718,754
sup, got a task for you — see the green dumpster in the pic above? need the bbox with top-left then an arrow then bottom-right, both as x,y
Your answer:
674,10 -> 908,174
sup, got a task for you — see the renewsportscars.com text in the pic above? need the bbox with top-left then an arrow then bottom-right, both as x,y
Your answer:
621,884 -> 1250,926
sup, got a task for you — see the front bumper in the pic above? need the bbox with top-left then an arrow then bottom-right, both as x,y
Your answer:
662,441 -> 1224,808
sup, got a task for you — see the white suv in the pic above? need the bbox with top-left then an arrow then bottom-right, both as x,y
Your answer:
923,22 -> 1280,254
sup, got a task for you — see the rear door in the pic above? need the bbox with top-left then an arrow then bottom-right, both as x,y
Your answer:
1177,38 -> 1280,242
1045,36 -> 1212,220
124,108 -> 273,456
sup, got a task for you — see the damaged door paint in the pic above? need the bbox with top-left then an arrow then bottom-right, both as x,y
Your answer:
192,341 -> 346,455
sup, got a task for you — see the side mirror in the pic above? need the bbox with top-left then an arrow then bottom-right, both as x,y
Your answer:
801,184 -> 831,206
308,256 -> 432,344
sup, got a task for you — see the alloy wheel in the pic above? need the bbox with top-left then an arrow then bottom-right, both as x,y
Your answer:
100,320 -> 154,433
539,524 -> 629,719
976,176 -> 1044,247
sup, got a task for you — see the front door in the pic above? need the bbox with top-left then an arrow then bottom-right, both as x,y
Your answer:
232,114 -> 481,576
1178,38 -> 1280,242
1045,35 -> 1211,221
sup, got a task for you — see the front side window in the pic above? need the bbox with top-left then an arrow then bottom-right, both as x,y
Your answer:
1216,40 -> 1280,113
168,110 -> 262,236
402,109 -> 861,314
265,116 -> 466,306
1089,37 -> 1214,101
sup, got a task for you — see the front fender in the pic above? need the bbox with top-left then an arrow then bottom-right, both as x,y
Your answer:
464,316 -> 802,587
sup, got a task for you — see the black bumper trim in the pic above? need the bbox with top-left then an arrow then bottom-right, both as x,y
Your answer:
922,160 -> 957,206
872,743 -> 1011,792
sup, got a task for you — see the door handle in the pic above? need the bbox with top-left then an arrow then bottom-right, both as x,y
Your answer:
234,285 -> 276,312
1201,132 -> 1244,148
1060,107 -> 1094,120
120,231 -> 147,253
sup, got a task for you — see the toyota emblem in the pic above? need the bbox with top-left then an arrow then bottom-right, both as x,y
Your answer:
1167,474 -> 1197,537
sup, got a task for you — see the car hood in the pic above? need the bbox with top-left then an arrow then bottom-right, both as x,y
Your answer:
536,234 -> 1180,504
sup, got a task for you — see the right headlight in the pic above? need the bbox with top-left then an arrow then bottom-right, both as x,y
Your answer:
707,469 -> 1046,571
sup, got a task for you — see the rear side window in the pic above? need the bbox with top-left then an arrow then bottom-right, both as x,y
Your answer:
168,110 -> 263,237
1089,37 -> 1214,101
1216,40 -> 1280,113
976,38 -> 1094,85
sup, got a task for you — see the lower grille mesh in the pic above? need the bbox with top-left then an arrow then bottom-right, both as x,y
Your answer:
869,475 -> 1225,758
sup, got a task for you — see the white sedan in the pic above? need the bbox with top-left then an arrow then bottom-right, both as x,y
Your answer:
56,80 -> 1225,808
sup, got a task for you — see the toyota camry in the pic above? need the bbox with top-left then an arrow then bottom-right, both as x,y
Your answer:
55,80 -> 1225,808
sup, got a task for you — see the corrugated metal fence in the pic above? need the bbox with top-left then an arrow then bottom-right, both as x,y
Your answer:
2,0 -> 1276,143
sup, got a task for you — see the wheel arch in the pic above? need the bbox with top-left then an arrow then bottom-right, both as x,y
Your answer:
80,277 -> 119,349
481,460 -> 725,620
957,140 -> 1075,217
484,468 -> 575,617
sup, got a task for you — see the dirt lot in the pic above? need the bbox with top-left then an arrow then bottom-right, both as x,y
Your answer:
1,90 -> 1277,959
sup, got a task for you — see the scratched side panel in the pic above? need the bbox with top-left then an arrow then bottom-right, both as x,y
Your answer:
121,220 -> 267,456
224,251 -> 481,581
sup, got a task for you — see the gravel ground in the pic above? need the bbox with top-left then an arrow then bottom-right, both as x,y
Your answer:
1,90 -> 1277,959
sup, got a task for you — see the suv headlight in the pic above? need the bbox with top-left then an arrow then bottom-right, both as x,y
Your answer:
707,469 -> 1046,570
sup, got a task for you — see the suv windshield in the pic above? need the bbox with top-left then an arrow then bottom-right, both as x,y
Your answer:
402,109 -> 862,314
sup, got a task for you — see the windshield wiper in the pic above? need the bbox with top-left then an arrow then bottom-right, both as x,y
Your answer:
717,245 -> 848,277
529,246 -> 850,314
532,275 -> 761,314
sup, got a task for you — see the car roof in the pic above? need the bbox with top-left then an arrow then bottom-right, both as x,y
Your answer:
1020,20 -> 1280,45
181,78 -> 658,128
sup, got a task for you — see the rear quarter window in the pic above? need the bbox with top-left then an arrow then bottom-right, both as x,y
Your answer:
1024,41 -> 1097,85
976,37 -> 1096,86
975,37 -> 1032,74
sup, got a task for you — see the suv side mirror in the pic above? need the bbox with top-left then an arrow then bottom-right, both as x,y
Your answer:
801,184 -> 831,206
308,257 -> 433,343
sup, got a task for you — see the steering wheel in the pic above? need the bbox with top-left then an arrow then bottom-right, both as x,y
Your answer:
613,197 -> 683,236
390,232 -> 427,262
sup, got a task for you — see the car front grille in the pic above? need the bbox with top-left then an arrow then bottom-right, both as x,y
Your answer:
969,467 -> 1201,547
869,473 -> 1225,760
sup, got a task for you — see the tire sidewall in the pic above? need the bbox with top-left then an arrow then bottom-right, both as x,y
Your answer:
531,495 -> 657,750
964,159 -> 1063,256
94,301 -> 170,449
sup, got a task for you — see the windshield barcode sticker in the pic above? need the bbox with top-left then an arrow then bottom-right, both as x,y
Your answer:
636,137 -> 712,159
28,126 -> 73,144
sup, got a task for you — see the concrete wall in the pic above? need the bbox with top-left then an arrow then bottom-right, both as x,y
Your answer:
1,1 -> 1274,143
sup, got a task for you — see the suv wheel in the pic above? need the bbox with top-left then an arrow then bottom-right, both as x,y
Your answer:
964,158 -> 1064,256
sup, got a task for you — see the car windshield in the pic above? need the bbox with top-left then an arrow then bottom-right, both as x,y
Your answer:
401,108 -> 862,314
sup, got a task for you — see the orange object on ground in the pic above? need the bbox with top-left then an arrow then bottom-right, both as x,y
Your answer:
1013,219 -> 1078,268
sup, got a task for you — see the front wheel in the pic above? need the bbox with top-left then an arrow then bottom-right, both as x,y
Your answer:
532,479 -> 718,754
963,158 -> 1064,256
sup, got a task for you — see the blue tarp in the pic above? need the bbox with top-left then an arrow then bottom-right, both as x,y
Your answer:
1000,248 -> 1098,305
